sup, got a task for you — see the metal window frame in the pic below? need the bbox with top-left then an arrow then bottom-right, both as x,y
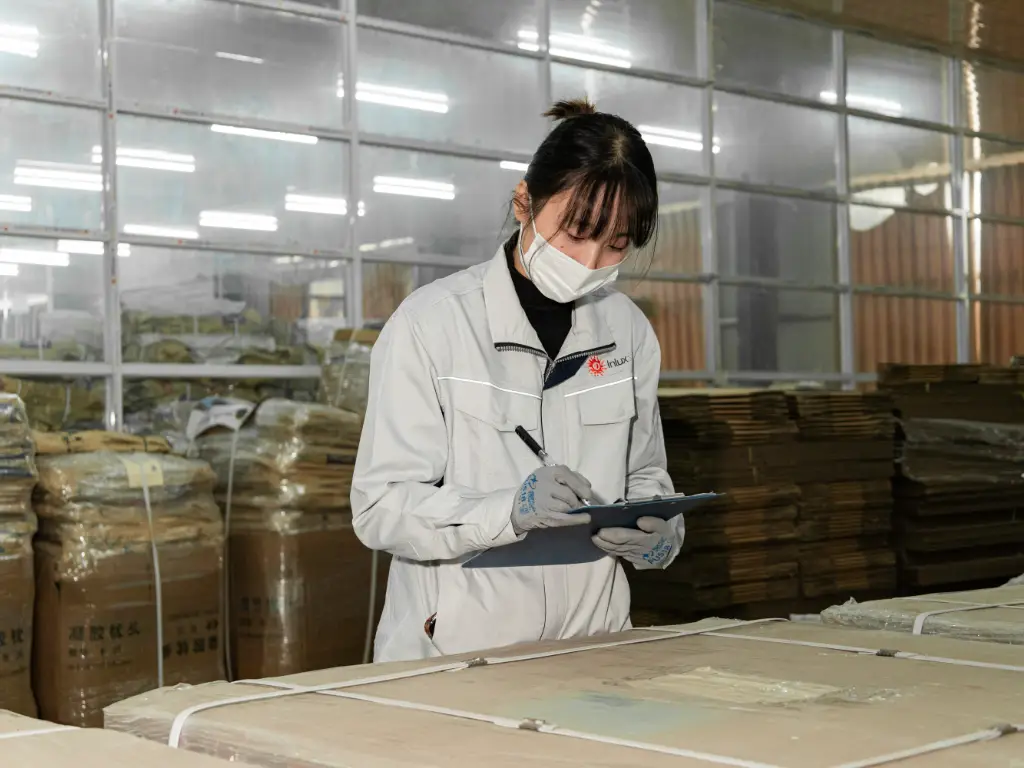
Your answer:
3,0 -> 1023,419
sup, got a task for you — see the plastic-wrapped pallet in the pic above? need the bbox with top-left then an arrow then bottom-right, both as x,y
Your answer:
0,710 -> 230,767
192,399 -> 384,680
32,451 -> 224,726
0,393 -> 38,716
318,328 -> 379,415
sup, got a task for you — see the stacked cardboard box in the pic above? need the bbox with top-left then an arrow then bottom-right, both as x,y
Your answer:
193,399 -> 385,679
822,584 -> 1024,644
32,451 -> 224,726
631,389 -> 801,621
785,391 -> 897,601
105,620 -> 1024,767
1,710 -> 230,766
880,364 -> 1024,590
0,394 -> 38,716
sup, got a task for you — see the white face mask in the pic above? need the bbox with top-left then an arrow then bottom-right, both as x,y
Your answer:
518,218 -> 621,304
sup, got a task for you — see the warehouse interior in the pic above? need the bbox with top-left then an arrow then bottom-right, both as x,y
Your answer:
1,0 -> 1023,764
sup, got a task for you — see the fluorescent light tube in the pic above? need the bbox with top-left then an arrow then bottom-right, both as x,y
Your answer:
338,80 -> 450,113
518,29 -> 632,68
199,210 -> 279,232
372,176 -> 455,200
0,194 -> 31,212
0,263 -> 19,276
285,194 -> 347,216
211,124 -> 318,145
123,224 -> 200,240
637,125 -> 720,153
820,90 -> 903,116
0,248 -> 70,267
56,239 -> 132,257
500,161 -> 530,172
215,51 -> 264,64
14,162 -> 102,192
0,24 -> 39,59
91,146 -> 196,173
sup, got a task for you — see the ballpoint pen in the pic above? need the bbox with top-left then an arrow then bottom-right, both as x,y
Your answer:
514,425 -> 592,507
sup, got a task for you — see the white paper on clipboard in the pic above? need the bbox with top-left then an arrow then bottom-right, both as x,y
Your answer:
463,492 -> 720,569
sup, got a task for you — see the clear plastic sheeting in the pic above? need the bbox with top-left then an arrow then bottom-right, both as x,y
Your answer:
318,328 -> 379,416
32,451 -> 224,727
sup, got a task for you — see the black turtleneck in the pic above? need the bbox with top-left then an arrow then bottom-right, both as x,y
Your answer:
505,235 -> 573,360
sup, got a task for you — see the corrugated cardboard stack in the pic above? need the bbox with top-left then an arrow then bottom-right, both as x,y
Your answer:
631,389 -> 801,621
0,710 -> 231,766
104,619 -> 1024,767
785,391 -> 897,601
193,399 -> 384,679
880,364 -> 1024,590
0,394 -> 38,716
32,451 -> 224,726
822,584 -> 1024,644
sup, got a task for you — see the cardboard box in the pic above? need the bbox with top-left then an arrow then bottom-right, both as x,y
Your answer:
0,710 -> 229,766
0,518 -> 36,716
106,620 -> 1024,767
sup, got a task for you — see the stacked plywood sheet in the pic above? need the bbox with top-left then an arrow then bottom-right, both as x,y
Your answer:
785,391 -> 897,600
822,584 -> 1024,645
880,364 -> 1024,590
193,399 -> 385,679
32,451 -> 225,726
0,711 -> 230,767
632,390 -> 801,620
0,394 -> 38,717
105,619 -> 1024,767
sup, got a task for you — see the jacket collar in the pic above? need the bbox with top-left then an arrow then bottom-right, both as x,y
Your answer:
482,245 -> 616,360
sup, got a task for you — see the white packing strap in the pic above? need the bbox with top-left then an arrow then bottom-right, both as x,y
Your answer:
826,724 -> 1022,768
166,619 -> 774,749
912,600 -> 1024,635
133,458 -> 165,689
0,726 -> 76,741
221,427 -> 241,682
61,383 -> 72,428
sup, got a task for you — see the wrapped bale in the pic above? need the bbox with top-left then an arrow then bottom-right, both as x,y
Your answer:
318,328 -> 379,415
193,399 -> 384,679
105,620 -> 1024,767
0,376 -> 105,432
32,451 -> 224,726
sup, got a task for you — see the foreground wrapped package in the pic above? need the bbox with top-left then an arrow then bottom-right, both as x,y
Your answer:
822,584 -> 1024,644
33,451 -> 225,726
0,711 -> 229,766
0,394 -> 38,716
105,620 -> 1023,767
193,399 -> 383,679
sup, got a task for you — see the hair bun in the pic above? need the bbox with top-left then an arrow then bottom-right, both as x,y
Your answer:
543,98 -> 597,121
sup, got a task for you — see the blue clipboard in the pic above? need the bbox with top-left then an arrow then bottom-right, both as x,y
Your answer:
463,492 -> 720,569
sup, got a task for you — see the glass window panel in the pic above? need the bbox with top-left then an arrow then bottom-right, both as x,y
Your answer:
358,0 -> 540,47
359,146 -> 518,261
362,262 -> 462,326
713,1 -> 834,101
116,116 -> 348,251
0,376 -> 106,431
966,62 -> 1024,143
0,99 -> 104,231
0,236 -> 105,361
851,209 -> 954,291
965,138 -> 1024,221
120,247 -> 346,365
713,93 -> 838,194
846,34 -> 951,125
970,221 -> 1024,298
551,64 -> 705,176
848,118 -> 953,212
715,190 -> 836,283
0,0 -> 101,99
630,183 -> 703,276
621,280 -> 704,371
357,29 -> 547,154
720,286 -> 839,372
854,295 -> 957,372
117,0 -> 345,128
550,0 -> 698,76
974,302 -> 1024,366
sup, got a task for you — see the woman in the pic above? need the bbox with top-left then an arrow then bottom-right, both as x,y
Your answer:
351,99 -> 683,663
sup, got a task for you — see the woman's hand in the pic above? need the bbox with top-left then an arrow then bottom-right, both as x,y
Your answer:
591,516 -> 683,570
511,466 -> 593,535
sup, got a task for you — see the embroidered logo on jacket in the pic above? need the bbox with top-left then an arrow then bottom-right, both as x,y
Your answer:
587,356 -> 607,376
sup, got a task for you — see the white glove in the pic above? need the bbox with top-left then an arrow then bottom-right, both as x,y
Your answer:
511,465 -> 592,535
592,515 -> 683,570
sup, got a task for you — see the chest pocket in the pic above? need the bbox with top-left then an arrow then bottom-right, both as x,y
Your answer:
444,381 -> 540,491
571,378 -> 637,501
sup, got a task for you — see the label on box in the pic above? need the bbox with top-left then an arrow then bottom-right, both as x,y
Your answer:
118,457 -> 165,489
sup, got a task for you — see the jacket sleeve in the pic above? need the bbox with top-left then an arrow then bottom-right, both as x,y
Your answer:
350,308 -> 521,562
627,318 -> 675,502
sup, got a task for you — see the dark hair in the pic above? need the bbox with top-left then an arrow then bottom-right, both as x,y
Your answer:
514,98 -> 659,250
